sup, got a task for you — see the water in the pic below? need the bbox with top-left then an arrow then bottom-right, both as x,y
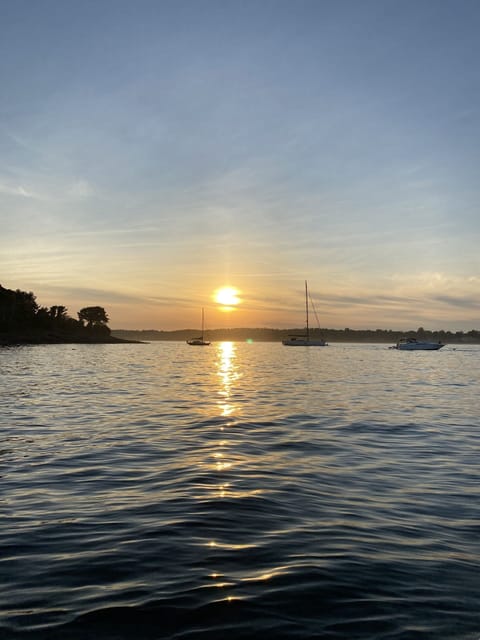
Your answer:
1,342 -> 479,639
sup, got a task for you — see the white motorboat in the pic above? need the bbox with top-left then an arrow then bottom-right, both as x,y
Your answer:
283,281 -> 328,347
393,337 -> 444,351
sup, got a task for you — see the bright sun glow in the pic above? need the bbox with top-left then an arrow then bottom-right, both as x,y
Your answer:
214,287 -> 241,309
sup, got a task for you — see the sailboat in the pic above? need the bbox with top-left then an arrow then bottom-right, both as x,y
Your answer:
282,281 -> 328,346
186,308 -> 210,346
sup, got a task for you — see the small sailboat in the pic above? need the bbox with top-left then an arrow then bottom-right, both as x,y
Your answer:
282,281 -> 328,346
187,308 -> 210,346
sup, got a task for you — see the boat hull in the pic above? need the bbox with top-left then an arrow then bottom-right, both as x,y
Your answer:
282,338 -> 327,346
395,341 -> 444,350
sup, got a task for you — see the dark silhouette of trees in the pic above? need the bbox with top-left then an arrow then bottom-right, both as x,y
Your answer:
49,305 -> 68,321
0,286 -> 39,330
78,306 -> 110,334
0,284 -> 115,343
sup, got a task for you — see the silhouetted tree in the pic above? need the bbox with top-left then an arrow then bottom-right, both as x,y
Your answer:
16,289 -> 39,325
0,285 -> 16,328
35,306 -> 51,328
49,305 -> 68,321
78,306 -> 110,330
0,286 -> 39,329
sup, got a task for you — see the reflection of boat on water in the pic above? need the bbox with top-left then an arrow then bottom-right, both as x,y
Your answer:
186,308 -> 210,346
282,280 -> 328,347
392,337 -> 445,351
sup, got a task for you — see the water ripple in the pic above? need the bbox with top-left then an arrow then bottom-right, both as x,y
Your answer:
1,343 -> 479,639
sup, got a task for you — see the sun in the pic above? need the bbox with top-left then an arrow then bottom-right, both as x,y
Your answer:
214,286 -> 241,311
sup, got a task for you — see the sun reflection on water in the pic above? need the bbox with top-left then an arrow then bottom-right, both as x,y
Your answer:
210,343 -> 239,492
198,342 -> 267,603
216,341 -> 240,419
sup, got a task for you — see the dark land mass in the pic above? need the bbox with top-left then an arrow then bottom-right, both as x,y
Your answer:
0,284 -> 141,346
1,330 -> 142,346
112,326 -> 480,344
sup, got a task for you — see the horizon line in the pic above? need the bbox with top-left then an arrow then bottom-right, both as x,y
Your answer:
111,326 -> 472,334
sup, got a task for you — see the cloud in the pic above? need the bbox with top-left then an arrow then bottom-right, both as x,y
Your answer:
432,294 -> 480,310
37,285 -> 152,306
66,179 -> 94,198
37,284 -> 195,309
0,181 -> 36,198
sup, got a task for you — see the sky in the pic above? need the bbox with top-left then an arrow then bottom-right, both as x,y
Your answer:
1,0 -> 480,331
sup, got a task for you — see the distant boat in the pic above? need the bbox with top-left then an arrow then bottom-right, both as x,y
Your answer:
282,281 -> 328,347
186,308 -> 210,346
393,337 -> 445,351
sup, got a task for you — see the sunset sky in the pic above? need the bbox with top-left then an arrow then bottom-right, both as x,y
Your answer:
2,0 -> 480,331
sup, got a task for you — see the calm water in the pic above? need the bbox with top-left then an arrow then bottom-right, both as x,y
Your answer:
1,342 -> 479,639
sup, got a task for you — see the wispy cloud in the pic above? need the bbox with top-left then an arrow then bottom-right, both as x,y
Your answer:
66,179 -> 94,198
432,294 -> 480,310
0,181 -> 36,198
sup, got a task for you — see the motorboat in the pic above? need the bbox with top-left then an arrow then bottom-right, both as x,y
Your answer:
393,337 -> 444,351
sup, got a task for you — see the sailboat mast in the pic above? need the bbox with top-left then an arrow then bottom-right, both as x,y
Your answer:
305,280 -> 309,340
201,307 -> 204,339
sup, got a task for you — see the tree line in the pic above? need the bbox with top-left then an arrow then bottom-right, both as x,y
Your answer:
0,284 -> 110,342
112,326 -> 480,344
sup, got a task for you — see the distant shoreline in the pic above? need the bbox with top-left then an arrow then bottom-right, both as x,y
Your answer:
111,327 -> 480,344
